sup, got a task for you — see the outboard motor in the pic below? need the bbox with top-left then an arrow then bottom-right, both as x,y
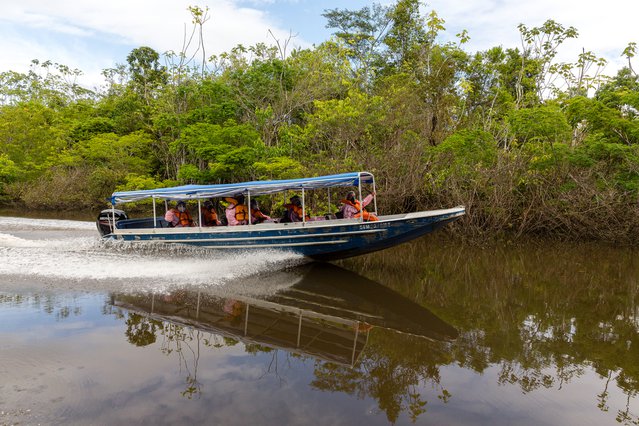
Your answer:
96,209 -> 128,236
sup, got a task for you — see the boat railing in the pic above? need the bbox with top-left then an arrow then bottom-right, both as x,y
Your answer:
116,217 -> 172,230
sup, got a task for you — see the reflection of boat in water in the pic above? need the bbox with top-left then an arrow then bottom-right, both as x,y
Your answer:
111,263 -> 457,366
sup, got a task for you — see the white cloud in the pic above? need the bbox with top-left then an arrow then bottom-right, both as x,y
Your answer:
12,11 -> 93,37
428,0 -> 638,75
0,0 -> 310,88
0,0 -> 636,89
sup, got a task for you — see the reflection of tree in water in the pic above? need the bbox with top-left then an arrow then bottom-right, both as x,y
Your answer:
118,305 -> 295,398
108,240 -> 639,425
117,309 -> 209,399
125,313 -> 161,347
158,323 -> 204,399
312,330 -> 453,423
613,374 -> 639,425
112,294 -> 430,418
245,344 -> 298,386
159,323 -> 302,397
342,238 -> 639,424
111,293 -> 248,399
0,293 -> 83,320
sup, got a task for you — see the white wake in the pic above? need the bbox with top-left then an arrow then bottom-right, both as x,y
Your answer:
0,216 -> 305,294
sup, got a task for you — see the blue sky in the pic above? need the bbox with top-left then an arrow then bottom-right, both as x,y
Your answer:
0,0 -> 636,89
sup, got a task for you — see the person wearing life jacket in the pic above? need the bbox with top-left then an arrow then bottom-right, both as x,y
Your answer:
165,201 -> 195,227
282,195 -> 310,222
339,191 -> 379,221
224,194 -> 249,226
200,199 -> 221,226
250,199 -> 271,224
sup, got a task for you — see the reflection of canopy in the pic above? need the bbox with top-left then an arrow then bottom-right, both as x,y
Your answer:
111,172 -> 375,204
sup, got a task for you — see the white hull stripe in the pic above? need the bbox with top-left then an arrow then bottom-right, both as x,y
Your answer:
140,239 -> 350,249
121,228 -> 387,243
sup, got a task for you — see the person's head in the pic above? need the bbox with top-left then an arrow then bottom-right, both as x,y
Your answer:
346,191 -> 356,203
250,199 -> 259,210
176,201 -> 187,212
235,194 -> 245,204
203,200 -> 213,210
290,195 -> 301,207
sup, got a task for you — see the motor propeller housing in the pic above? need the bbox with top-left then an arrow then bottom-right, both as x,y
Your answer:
96,209 -> 128,236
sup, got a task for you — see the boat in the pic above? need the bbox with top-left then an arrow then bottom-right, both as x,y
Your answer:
111,263 -> 458,366
97,171 -> 465,260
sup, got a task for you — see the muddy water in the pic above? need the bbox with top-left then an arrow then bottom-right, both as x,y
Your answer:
0,217 -> 637,425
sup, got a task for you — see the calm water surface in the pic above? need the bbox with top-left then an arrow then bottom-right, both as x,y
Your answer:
0,216 -> 637,425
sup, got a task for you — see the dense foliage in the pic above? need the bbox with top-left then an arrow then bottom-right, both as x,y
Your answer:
1,1 -> 638,241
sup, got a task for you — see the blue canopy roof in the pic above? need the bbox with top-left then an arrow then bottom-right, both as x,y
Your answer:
111,172 -> 375,204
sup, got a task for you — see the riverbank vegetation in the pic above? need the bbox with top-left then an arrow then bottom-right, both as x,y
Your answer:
1,1 -> 638,242
342,237 -> 639,423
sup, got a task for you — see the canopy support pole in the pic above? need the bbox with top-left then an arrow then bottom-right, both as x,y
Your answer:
152,196 -> 157,228
302,187 -> 306,225
247,191 -> 252,226
198,199 -> 202,229
358,172 -> 363,223
327,189 -> 331,215
111,203 -> 116,234
371,174 -> 378,215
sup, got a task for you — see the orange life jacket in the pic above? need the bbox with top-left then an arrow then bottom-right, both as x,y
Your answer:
284,203 -> 309,222
224,197 -> 249,224
201,208 -> 219,226
251,209 -> 268,223
341,199 -> 378,222
235,204 -> 248,222
172,208 -> 194,227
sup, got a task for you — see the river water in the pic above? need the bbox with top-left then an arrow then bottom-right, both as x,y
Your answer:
0,216 -> 637,425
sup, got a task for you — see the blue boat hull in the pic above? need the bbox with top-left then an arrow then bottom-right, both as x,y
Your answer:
105,207 -> 465,260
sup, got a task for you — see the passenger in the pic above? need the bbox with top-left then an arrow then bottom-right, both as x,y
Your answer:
339,191 -> 379,221
282,195 -> 310,223
224,194 -> 249,226
250,199 -> 271,224
201,200 -> 221,226
165,201 -> 195,227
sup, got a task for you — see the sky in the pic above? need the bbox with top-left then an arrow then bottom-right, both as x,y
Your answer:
0,0 -> 636,89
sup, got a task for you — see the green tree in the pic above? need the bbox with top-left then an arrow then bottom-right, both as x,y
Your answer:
126,46 -> 167,104
517,19 -> 578,103
508,104 -> 572,144
322,3 -> 391,89
0,102 -> 66,178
